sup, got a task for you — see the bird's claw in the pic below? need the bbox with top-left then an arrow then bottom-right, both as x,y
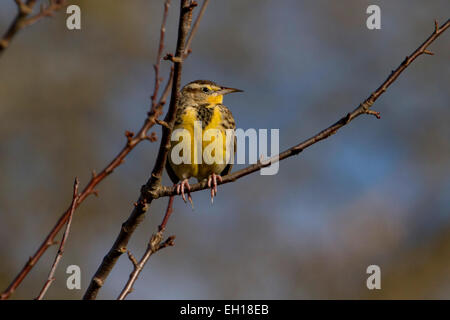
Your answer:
176,179 -> 193,207
207,173 -> 222,203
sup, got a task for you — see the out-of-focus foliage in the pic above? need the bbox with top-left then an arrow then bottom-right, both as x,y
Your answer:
0,0 -> 449,299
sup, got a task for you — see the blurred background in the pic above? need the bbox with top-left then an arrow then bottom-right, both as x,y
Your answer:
0,0 -> 449,299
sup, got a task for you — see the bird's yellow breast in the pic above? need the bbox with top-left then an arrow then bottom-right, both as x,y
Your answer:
169,104 -> 229,181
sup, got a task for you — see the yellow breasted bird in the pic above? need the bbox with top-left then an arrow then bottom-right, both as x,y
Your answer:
166,80 -> 242,204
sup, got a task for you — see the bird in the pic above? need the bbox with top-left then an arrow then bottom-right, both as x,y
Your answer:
166,80 -> 242,204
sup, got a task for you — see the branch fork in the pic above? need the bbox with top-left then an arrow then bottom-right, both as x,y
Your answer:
118,231 -> 175,300
164,52 -> 183,63
15,0 -> 33,15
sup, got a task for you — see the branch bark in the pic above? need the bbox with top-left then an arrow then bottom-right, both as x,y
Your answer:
117,196 -> 175,300
82,0 -> 196,300
117,234 -> 175,300
183,0 -> 209,57
0,0 -> 66,57
151,0 -> 171,112
20,0 -> 66,29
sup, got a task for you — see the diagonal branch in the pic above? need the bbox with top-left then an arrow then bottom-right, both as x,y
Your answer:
118,234 -> 175,300
117,196 -> 175,300
151,0 -> 171,112
148,19 -> 450,199
35,178 -> 80,300
0,0 -> 174,301
183,0 -> 209,57
20,0 -> 66,28
83,0 -> 197,300
0,0 -> 66,57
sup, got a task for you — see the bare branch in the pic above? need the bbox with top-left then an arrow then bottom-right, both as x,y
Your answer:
21,0 -> 66,28
147,19 -> 450,199
35,178 -> 79,300
0,0 -> 175,301
183,0 -> 209,57
151,0 -> 171,111
83,0 -> 196,300
117,196 -> 176,300
117,234 -> 175,300
0,0 -> 66,57
159,195 -> 175,232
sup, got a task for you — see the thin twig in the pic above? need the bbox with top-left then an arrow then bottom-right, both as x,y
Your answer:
151,0 -> 171,111
0,0 -> 36,55
0,1 -> 174,301
162,0 -> 206,60
0,0 -> 66,56
117,196 -> 175,300
159,195 -> 175,232
21,0 -> 66,28
83,0 -> 196,300
35,178 -> 79,300
183,0 -> 209,57
117,235 -> 175,300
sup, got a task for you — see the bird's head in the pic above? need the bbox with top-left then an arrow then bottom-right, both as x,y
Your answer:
180,80 -> 243,105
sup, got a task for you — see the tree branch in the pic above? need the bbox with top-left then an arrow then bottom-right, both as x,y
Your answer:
117,196 -> 175,300
117,234 -> 175,300
0,0 -> 174,301
151,0 -> 171,112
35,178 -> 79,300
147,19 -> 450,199
83,0 -> 196,300
158,195 -> 175,232
21,0 -> 66,28
183,0 -> 209,57
0,0 -> 66,57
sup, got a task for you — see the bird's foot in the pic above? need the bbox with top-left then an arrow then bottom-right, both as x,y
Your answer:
176,179 -> 193,207
207,173 -> 223,204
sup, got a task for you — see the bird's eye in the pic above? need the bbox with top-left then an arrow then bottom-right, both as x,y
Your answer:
202,87 -> 210,93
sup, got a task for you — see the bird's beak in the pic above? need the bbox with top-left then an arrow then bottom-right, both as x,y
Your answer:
216,86 -> 244,95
